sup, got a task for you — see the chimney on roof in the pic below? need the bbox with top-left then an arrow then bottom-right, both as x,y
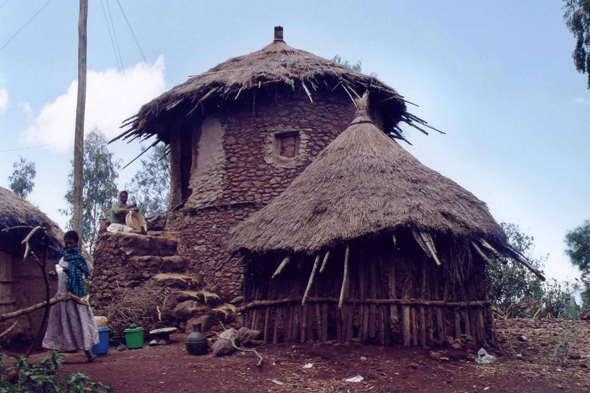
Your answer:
274,26 -> 284,42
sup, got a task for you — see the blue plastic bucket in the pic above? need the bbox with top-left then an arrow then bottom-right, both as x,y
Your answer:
92,327 -> 110,357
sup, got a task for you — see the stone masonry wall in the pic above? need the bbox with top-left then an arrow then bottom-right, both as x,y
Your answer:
169,88 -> 362,299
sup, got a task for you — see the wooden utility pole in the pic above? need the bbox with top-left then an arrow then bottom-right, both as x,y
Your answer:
73,0 -> 88,237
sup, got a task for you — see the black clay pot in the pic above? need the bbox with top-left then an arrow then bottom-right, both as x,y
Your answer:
186,323 -> 208,356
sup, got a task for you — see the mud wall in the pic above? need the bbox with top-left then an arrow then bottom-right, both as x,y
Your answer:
169,88 -> 361,299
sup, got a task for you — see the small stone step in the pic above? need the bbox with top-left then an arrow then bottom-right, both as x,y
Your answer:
129,255 -> 188,274
177,290 -> 220,306
153,273 -> 202,289
111,232 -> 178,257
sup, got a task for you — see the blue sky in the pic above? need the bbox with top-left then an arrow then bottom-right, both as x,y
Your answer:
0,0 -> 588,282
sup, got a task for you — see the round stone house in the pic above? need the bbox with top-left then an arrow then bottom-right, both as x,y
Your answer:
109,27 -> 438,299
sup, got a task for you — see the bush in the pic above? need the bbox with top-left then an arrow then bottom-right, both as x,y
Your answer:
0,348 -> 111,392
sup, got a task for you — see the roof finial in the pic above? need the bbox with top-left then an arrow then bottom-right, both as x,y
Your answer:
274,26 -> 284,42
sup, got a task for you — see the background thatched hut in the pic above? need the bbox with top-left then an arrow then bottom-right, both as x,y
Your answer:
0,186 -> 61,343
110,27 -> 438,298
228,94 -> 544,347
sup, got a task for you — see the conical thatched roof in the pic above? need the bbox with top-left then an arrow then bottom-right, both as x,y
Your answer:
115,27 -> 438,146
0,186 -> 64,255
228,93 -> 507,256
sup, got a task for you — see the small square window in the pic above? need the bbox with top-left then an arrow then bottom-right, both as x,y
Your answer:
275,132 -> 300,158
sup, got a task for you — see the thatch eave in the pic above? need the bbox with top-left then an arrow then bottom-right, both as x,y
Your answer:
0,186 -> 64,257
113,38 -> 438,146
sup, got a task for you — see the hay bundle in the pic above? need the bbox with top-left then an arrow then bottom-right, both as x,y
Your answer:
101,282 -> 177,338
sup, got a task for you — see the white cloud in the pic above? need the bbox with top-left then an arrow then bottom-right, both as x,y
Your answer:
23,56 -> 166,152
572,97 -> 590,105
0,87 -> 8,114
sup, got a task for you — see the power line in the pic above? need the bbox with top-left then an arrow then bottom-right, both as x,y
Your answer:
115,0 -> 147,63
105,0 -> 124,73
100,0 -> 122,73
0,0 -> 9,10
0,138 -> 72,153
0,0 -> 53,53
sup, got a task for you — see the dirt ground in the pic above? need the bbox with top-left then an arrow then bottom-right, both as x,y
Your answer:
22,318 -> 590,393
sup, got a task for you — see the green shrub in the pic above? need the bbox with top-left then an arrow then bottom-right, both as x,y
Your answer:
0,348 -> 111,393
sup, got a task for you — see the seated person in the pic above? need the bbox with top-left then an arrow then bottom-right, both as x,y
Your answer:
107,190 -> 145,233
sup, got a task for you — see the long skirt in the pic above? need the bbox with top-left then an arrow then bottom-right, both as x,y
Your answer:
42,260 -> 99,352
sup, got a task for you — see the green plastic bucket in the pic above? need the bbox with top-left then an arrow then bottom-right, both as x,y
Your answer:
124,327 -> 144,349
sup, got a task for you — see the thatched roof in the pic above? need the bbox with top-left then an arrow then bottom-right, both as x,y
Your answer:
228,93 -> 508,256
0,186 -> 64,255
114,27 -> 440,147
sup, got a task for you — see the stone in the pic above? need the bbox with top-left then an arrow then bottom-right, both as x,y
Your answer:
159,339 -> 168,345
117,344 -> 127,351
451,343 -> 463,350
429,351 -> 442,361
236,327 -> 260,346
518,335 -> 528,342
569,352 -> 582,360
173,300 -> 208,318
149,340 -> 158,346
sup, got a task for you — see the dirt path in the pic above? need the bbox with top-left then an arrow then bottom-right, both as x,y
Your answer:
24,318 -> 589,392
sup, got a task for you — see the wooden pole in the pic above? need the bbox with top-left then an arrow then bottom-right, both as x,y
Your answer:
302,255 -> 321,305
319,250 -> 331,274
240,297 -> 491,310
73,0 -> 88,238
0,294 -> 70,323
338,246 -> 350,309
272,256 -> 291,279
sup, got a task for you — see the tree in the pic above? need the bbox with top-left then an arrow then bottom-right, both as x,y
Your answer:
62,129 -> 120,254
565,219 -> 590,309
126,143 -> 170,216
563,0 -> 590,89
565,219 -> 590,271
332,55 -> 363,72
8,157 -> 37,199
487,223 -> 545,316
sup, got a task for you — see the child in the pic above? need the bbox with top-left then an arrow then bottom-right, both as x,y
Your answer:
42,231 -> 99,362
60,231 -> 89,299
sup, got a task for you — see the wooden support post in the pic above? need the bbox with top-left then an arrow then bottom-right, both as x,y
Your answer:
301,303 -> 308,343
263,278 -> 272,343
273,307 -> 281,344
454,309 -> 461,339
338,246 -> 351,309
251,286 -> 260,330
433,269 -> 445,343
315,286 -> 322,342
411,307 -> 418,346
359,256 -> 366,342
388,259 -> 398,325
402,305 -> 411,346
402,267 -> 412,347
272,256 -> 291,279
302,255 -> 321,305
307,303 -> 314,342
369,257 -> 377,340
285,306 -> 293,342
319,250 -> 331,274
322,303 -> 328,342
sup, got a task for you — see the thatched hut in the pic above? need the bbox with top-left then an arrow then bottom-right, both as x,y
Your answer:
0,186 -> 62,343
110,27 -> 438,298
228,94 -> 544,347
